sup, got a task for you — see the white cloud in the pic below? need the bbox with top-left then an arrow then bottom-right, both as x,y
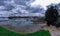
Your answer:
0,11 -> 10,17
0,6 -> 5,10
30,0 -> 60,10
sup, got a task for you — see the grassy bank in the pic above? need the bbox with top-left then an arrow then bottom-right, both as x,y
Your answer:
0,26 -> 51,36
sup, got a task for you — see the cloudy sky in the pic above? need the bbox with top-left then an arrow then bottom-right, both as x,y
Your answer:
0,0 -> 60,17
30,0 -> 60,10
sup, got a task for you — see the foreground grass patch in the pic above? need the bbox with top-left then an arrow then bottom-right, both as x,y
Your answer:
0,26 -> 51,36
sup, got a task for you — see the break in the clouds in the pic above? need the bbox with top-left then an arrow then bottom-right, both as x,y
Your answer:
30,0 -> 60,10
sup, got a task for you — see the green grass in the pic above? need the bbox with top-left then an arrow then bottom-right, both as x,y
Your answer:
0,26 -> 51,36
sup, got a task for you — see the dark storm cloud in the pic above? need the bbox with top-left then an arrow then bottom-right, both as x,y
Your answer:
4,5 -> 15,11
14,0 -> 35,6
0,1 -> 5,6
0,0 -> 11,1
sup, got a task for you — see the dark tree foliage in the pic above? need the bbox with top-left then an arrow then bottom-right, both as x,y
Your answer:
45,6 -> 59,27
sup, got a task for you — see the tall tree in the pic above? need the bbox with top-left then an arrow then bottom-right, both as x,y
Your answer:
45,6 -> 59,26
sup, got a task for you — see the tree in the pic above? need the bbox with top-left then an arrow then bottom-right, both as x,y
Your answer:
45,6 -> 59,27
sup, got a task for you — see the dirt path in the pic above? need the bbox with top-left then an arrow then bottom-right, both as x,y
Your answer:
49,30 -> 60,36
43,26 -> 60,36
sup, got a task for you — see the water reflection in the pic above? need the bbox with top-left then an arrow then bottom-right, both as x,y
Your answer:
0,18 -> 46,30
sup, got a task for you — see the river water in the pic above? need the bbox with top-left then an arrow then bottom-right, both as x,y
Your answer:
0,18 -> 46,30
